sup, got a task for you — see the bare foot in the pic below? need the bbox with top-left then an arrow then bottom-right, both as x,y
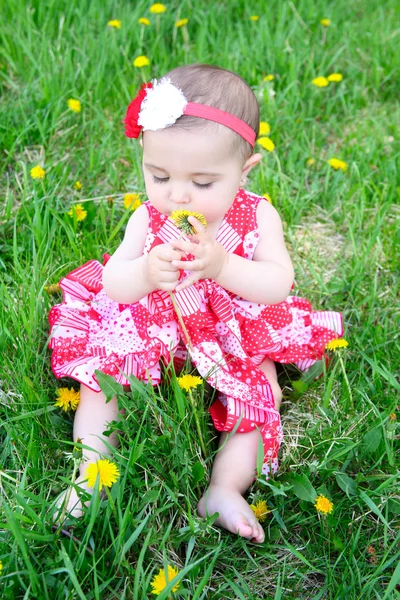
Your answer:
52,479 -> 92,522
198,484 -> 265,543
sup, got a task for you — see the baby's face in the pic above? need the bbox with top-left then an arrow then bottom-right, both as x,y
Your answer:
142,126 -> 245,227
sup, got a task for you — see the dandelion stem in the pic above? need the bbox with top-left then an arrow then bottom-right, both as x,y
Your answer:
169,292 -> 193,351
188,389 -> 207,456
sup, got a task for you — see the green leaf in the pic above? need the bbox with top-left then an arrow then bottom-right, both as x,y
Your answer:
192,461 -> 205,485
300,360 -> 324,384
335,472 -> 358,497
361,428 -> 383,453
290,474 -> 317,503
94,370 -> 124,402
359,490 -> 390,527
292,380 -> 308,395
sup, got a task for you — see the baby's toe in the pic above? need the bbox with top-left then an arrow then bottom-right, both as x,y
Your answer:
251,522 -> 265,544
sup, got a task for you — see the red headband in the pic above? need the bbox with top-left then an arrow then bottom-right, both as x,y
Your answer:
124,78 -> 256,146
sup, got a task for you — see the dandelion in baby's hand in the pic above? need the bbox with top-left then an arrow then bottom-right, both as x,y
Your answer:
85,459 -> 120,489
250,15 -> 259,21
177,374 -> 203,391
327,73 -> 343,82
151,565 -> 180,595
312,77 -> 329,87
325,338 -> 349,352
264,74 -> 274,81
30,165 -> 45,179
259,121 -> 271,136
67,98 -> 81,113
150,3 -> 167,13
138,17 -> 151,25
133,55 -> 150,68
55,387 -> 80,411
175,18 -> 188,28
315,495 -> 334,515
73,180 -> 82,191
327,158 -> 348,172
107,19 -> 121,28
44,283 -> 61,294
250,500 -> 270,522
257,137 -> 275,152
170,210 -> 207,235
123,193 -> 141,210
68,203 -> 87,221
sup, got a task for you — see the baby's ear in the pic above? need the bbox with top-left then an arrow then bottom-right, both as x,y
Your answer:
242,152 -> 262,176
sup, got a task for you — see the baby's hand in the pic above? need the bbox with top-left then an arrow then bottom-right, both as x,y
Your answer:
171,216 -> 228,291
146,243 -> 183,292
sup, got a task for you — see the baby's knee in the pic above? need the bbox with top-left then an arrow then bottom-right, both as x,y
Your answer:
270,380 -> 282,410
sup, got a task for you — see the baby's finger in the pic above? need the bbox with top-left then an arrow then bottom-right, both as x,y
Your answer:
188,215 -> 207,236
171,259 -> 203,271
171,239 -> 199,255
175,274 -> 199,292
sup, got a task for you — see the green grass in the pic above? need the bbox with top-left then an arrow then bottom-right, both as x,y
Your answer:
1,0 -> 399,598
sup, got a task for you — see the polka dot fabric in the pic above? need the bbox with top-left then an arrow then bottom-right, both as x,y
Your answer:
48,188 -> 344,476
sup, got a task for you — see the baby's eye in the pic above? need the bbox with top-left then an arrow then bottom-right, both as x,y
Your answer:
152,175 -> 169,184
193,182 -> 213,190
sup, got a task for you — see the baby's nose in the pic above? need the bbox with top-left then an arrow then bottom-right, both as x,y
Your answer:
169,185 -> 190,204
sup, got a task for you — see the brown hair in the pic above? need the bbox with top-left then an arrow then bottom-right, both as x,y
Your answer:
164,64 -> 259,164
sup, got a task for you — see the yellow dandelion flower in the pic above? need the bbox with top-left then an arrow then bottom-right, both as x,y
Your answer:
325,338 -> 349,351
138,17 -> 151,25
315,495 -> 334,515
262,193 -> 273,204
68,203 -> 87,221
30,165 -> 45,179
170,210 -> 207,235
250,15 -> 259,21
389,413 -> 397,422
259,121 -> 271,136
0,560 -> 3,573
306,158 -> 316,167
263,74 -> 274,81
123,193 -> 141,210
107,19 -> 121,28
312,77 -> 329,87
327,158 -> 348,172
151,565 -> 180,595
175,18 -> 189,27
44,283 -> 61,294
177,374 -> 203,391
150,3 -> 167,14
257,137 -> 275,152
67,98 -> 81,113
73,180 -> 82,191
320,18 -> 331,27
133,55 -> 150,68
85,459 -> 120,489
54,388 -> 80,412
250,500 -> 270,523
327,73 -> 343,82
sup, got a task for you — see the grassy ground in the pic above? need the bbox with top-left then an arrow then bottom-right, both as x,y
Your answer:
1,0 -> 399,598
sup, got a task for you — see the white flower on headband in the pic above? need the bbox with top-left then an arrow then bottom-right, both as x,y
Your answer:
138,77 -> 188,131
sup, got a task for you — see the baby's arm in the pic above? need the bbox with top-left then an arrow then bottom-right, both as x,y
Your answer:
171,201 -> 294,305
103,205 -> 182,303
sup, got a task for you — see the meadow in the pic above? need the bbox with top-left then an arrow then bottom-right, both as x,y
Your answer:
0,0 -> 399,598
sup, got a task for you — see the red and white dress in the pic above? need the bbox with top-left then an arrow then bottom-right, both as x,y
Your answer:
49,189 -> 344,476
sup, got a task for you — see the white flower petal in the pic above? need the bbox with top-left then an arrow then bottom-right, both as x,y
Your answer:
138,77 -> 188,131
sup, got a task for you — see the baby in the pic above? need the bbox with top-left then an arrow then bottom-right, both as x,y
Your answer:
49,64 -> 343,543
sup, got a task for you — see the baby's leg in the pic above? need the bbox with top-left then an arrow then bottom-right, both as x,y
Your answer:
198,358 -> 281,543
55,384 -> 121,519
